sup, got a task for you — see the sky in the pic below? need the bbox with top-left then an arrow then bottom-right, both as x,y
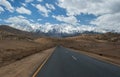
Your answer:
0,0 -> 120,33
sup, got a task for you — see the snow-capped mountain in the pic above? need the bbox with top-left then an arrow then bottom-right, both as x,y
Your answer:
6,23 -> 106,37
9,24 -> 93,33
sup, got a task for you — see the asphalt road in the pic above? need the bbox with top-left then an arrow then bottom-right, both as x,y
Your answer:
35,46 -> 120,77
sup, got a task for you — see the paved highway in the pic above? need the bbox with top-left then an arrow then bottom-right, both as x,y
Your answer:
34,46 -> 120,77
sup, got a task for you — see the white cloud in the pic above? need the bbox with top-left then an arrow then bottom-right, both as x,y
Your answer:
37,19 -> 42,21
21,3 -> 27,7
35,4 -> 51,17
53,15 -> 78,25
32,3 -> 55,17
4,15 -> 33,31
91,13 -> 120,32
0,0 -> 14,12
0,6 -> 4,13
29,19 -> 34,22
57,0 -> 120,16
4,15 -> 43,31
37,0 -> 43,2
5,16 -> 26,23
16,7 -> 31,15
11,0 -> 14,2
25,0 -> 33,3
46,3 -> 55,10
4,15 -> 95,34
57,0 -> 120,33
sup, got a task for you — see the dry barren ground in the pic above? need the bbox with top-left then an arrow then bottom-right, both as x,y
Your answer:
0,39 -> 56,67
0,33 -> 120,77
0,48 -> 55,77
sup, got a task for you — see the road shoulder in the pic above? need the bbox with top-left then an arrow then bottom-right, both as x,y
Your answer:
0,48 -> 55,77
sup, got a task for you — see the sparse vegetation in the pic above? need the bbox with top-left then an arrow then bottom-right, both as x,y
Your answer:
0,25 -> 120,67
0,40 -> 56,67
95,32 -> 120,42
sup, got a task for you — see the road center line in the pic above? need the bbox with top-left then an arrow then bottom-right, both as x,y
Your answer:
72,56 -> 77,60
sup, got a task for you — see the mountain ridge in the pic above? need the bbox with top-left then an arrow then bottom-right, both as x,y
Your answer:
0,25 -> 43,40
0,25 -> 119,38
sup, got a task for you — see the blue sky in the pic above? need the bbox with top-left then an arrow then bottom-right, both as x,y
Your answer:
0,0 -> 95,25
0,0 -> 120,33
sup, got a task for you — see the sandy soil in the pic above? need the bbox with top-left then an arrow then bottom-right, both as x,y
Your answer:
0,48 -> 55,77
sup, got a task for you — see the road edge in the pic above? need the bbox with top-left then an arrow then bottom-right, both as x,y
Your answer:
66,47 -> 120,67
32,47 -> 56,77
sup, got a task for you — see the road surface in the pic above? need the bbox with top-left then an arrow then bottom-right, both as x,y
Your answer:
34,46 -> 120,77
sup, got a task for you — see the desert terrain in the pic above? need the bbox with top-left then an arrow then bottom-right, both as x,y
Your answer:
0,25 -> 120,77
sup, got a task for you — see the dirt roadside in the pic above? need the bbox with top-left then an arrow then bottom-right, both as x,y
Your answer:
0,47 -> 55,77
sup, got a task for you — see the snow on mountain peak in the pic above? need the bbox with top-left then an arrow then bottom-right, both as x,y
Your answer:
8,23 -> 97,34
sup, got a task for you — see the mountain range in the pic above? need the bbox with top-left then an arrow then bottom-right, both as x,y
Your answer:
1,25 -> 118,38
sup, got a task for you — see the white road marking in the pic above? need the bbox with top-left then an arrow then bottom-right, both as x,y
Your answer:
72,56 -> 77,60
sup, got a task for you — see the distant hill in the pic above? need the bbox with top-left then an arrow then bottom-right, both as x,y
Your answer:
95,32 -> 120,42
66,32 -> 120,42
0,25 -> 42,40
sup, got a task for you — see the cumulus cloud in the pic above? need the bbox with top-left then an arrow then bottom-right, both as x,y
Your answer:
11,0 -> 14,2
34,4 -> 51,17
0,6 -> 4,13
53,15 -> 78,25
25,0 -> 34,3
37,19 -> 42,21
4,15 -> 33,31
0,0 -> 14,12
46,3 -> 55,10
57,0 -> 120,32
21,3 -> 27,7
37,0 -> 43,2
4,15 -> 95,34
32,3 -> 55,17
4,15 -> 44,32
91,13 -> 120,32
16,7 -> 31,15
57,0 -> 120,16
